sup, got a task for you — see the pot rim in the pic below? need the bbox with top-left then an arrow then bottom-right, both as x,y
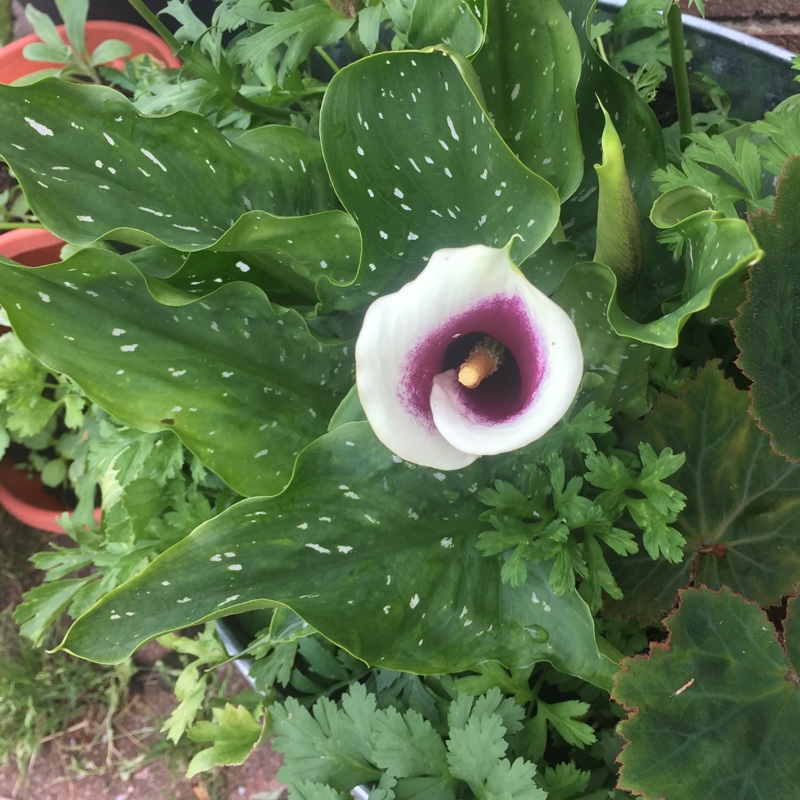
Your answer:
597,0 -> 795,64
0,18 -> 180,84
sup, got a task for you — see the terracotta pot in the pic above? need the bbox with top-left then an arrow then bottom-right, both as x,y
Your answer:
0,229 -> 65,334
0,227 -> 64,266
0,457 -> 100,533
0,19 -> 180,84
0,233 -> 101,532
22,0 -> 215,32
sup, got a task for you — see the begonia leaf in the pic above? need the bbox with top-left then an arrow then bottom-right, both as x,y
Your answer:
614,587 -> 800,800
60,423 -> 619,691
317,48 -> 561,311
787,592 -> 800,670
734,155 -> 800,461
0,250 -> 353,497
606,363 -> 800,623
0,79 -> 336,249
472,0 -> 583,200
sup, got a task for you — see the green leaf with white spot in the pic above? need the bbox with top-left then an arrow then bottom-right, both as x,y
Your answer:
318,48 -> 561,310
520,238 -> 577,296
555,205 -> 761,416
554,263 -> 653,418
60,423 -> 618,691
0,79 -> 337,249
141,210 -> 360,306
473,0 -> 583,200
0,250 -> 353,497
407,0 -> 484,57
649,186 -> 716,228
625,211 -> 761,347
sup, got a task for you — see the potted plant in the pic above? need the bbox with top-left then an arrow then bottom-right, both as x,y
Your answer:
0,0 -> 179,84
0,227 -> 63,266
0,325 -> 96,533
0,0 -> 798,797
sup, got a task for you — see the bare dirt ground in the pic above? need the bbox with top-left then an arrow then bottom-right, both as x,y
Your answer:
0,511 -> 287,800
0,671 -> 287,800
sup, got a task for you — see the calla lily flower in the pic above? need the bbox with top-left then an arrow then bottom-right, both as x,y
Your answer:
355,244 -> 584,470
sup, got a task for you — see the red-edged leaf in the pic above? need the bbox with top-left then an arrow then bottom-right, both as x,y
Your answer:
606,363 -> 800,623
735,155 -> 800,460
614,586 -> 800,800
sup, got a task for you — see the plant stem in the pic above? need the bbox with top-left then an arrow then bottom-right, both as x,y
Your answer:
228,92 -> 293,120
667,1 -> 692,144
314,46 -> 340,75
0,222 -> 45,230
126,0 -> 182,53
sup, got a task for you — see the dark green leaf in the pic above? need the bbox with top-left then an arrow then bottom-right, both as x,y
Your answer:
60,423 -> 618,690
0,250 -> 353,497
734,155 -> 800,460
608,364 -> 800,623
614,587 -> 800,800
318,48 -> 561,310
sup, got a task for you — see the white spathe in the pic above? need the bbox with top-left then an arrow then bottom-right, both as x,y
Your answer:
355,244 -> 584,469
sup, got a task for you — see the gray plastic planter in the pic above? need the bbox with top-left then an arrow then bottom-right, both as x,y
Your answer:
217,9 -> 795,799
597,0 -> 796,119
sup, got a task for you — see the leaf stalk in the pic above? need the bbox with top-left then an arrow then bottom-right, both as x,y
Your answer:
667,1 -> 693,145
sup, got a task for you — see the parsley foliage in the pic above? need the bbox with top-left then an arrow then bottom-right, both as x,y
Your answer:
271,683 -> 547,799
477,406 -> 686,612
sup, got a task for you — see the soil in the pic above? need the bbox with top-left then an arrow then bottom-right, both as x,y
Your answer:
0,672 -> 287,800
0,510 -> 288,800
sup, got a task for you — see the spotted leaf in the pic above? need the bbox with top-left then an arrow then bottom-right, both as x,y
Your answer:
0,79 -> 337,249
472,0 -> 583,200
318,48 -> 561,311
60,422 -> 619,691
138,210 -> 360,306
0,249 -> 353,497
